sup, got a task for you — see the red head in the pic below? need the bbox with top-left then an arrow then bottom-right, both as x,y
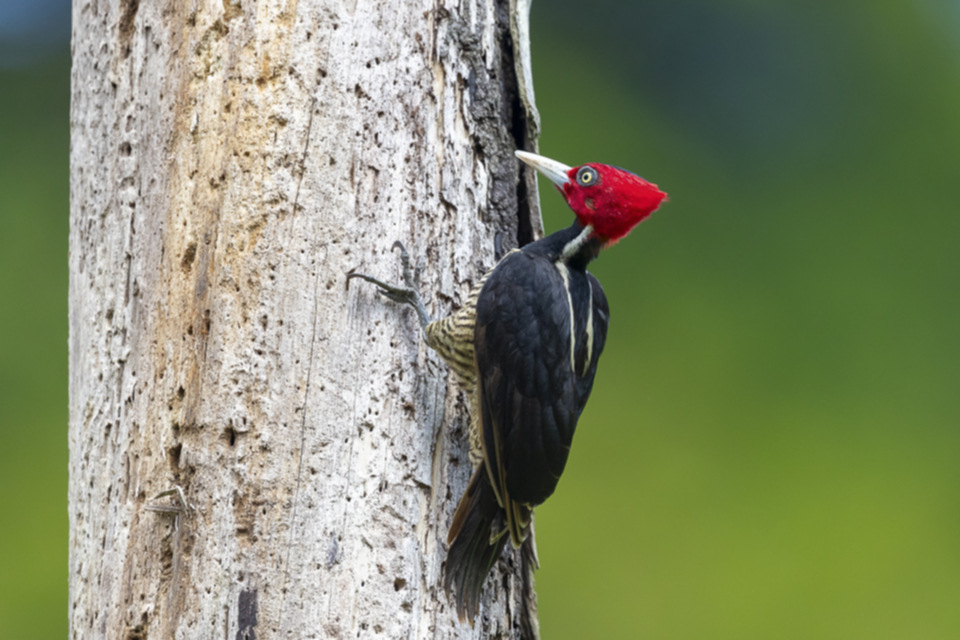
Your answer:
516,151 -> 667,244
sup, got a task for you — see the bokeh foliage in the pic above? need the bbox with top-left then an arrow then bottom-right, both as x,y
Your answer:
530,2 -> 960,639
0,55 -> 70,640
1,1 -> 958,638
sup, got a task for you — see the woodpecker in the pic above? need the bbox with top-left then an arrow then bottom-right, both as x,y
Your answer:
348,150 -> 667,622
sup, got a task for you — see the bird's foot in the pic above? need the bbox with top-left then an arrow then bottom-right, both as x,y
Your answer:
348,241 -> 432,334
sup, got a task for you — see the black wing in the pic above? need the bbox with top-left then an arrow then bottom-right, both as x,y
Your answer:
578,271 -> 609,399
474,252 -> 609,546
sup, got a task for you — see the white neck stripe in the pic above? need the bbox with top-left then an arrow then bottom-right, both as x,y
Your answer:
561,225 -> 594,262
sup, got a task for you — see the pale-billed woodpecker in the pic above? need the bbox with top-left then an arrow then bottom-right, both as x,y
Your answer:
348,150 -> 667,622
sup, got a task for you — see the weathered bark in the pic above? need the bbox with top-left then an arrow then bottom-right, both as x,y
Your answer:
69,0 -> 542,638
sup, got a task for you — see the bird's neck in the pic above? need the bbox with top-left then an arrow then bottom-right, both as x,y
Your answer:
530,221 -> 603,270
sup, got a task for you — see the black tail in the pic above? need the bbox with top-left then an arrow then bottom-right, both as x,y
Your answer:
444,467 -> 509,623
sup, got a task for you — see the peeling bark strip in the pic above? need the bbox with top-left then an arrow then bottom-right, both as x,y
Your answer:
69,0 -> 542,638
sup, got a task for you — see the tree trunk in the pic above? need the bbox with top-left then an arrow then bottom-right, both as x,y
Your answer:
69,0 -> 542,638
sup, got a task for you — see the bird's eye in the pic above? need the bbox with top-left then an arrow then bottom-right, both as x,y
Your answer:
576,166 -> 598,187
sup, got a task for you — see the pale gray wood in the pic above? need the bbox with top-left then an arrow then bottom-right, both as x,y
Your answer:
69,0 -> 542,638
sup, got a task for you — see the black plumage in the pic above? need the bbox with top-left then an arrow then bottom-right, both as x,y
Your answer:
444,222 -> 610,621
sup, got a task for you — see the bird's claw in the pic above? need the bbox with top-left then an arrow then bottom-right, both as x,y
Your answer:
347,241 -> 432,334
390,240 -> 422,291
347,272 -> 417,303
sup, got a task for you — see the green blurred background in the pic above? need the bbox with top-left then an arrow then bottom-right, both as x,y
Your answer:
2,1 -> 958,638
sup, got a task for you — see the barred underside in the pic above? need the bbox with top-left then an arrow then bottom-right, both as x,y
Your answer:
424,250 -> 518,466
425,307 -> 478,391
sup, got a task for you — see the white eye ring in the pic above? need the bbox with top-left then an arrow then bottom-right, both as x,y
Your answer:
577,167 -> 598,187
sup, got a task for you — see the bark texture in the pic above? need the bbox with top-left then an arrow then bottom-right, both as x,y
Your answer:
69,0 -> 542,638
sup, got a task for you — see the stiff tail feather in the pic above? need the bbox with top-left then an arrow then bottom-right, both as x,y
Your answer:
444,467 -> 509,623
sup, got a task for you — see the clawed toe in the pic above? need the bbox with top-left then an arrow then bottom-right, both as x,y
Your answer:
391,241 -> 421,291
347,241 -> 433,336
346,272 -> 417,303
